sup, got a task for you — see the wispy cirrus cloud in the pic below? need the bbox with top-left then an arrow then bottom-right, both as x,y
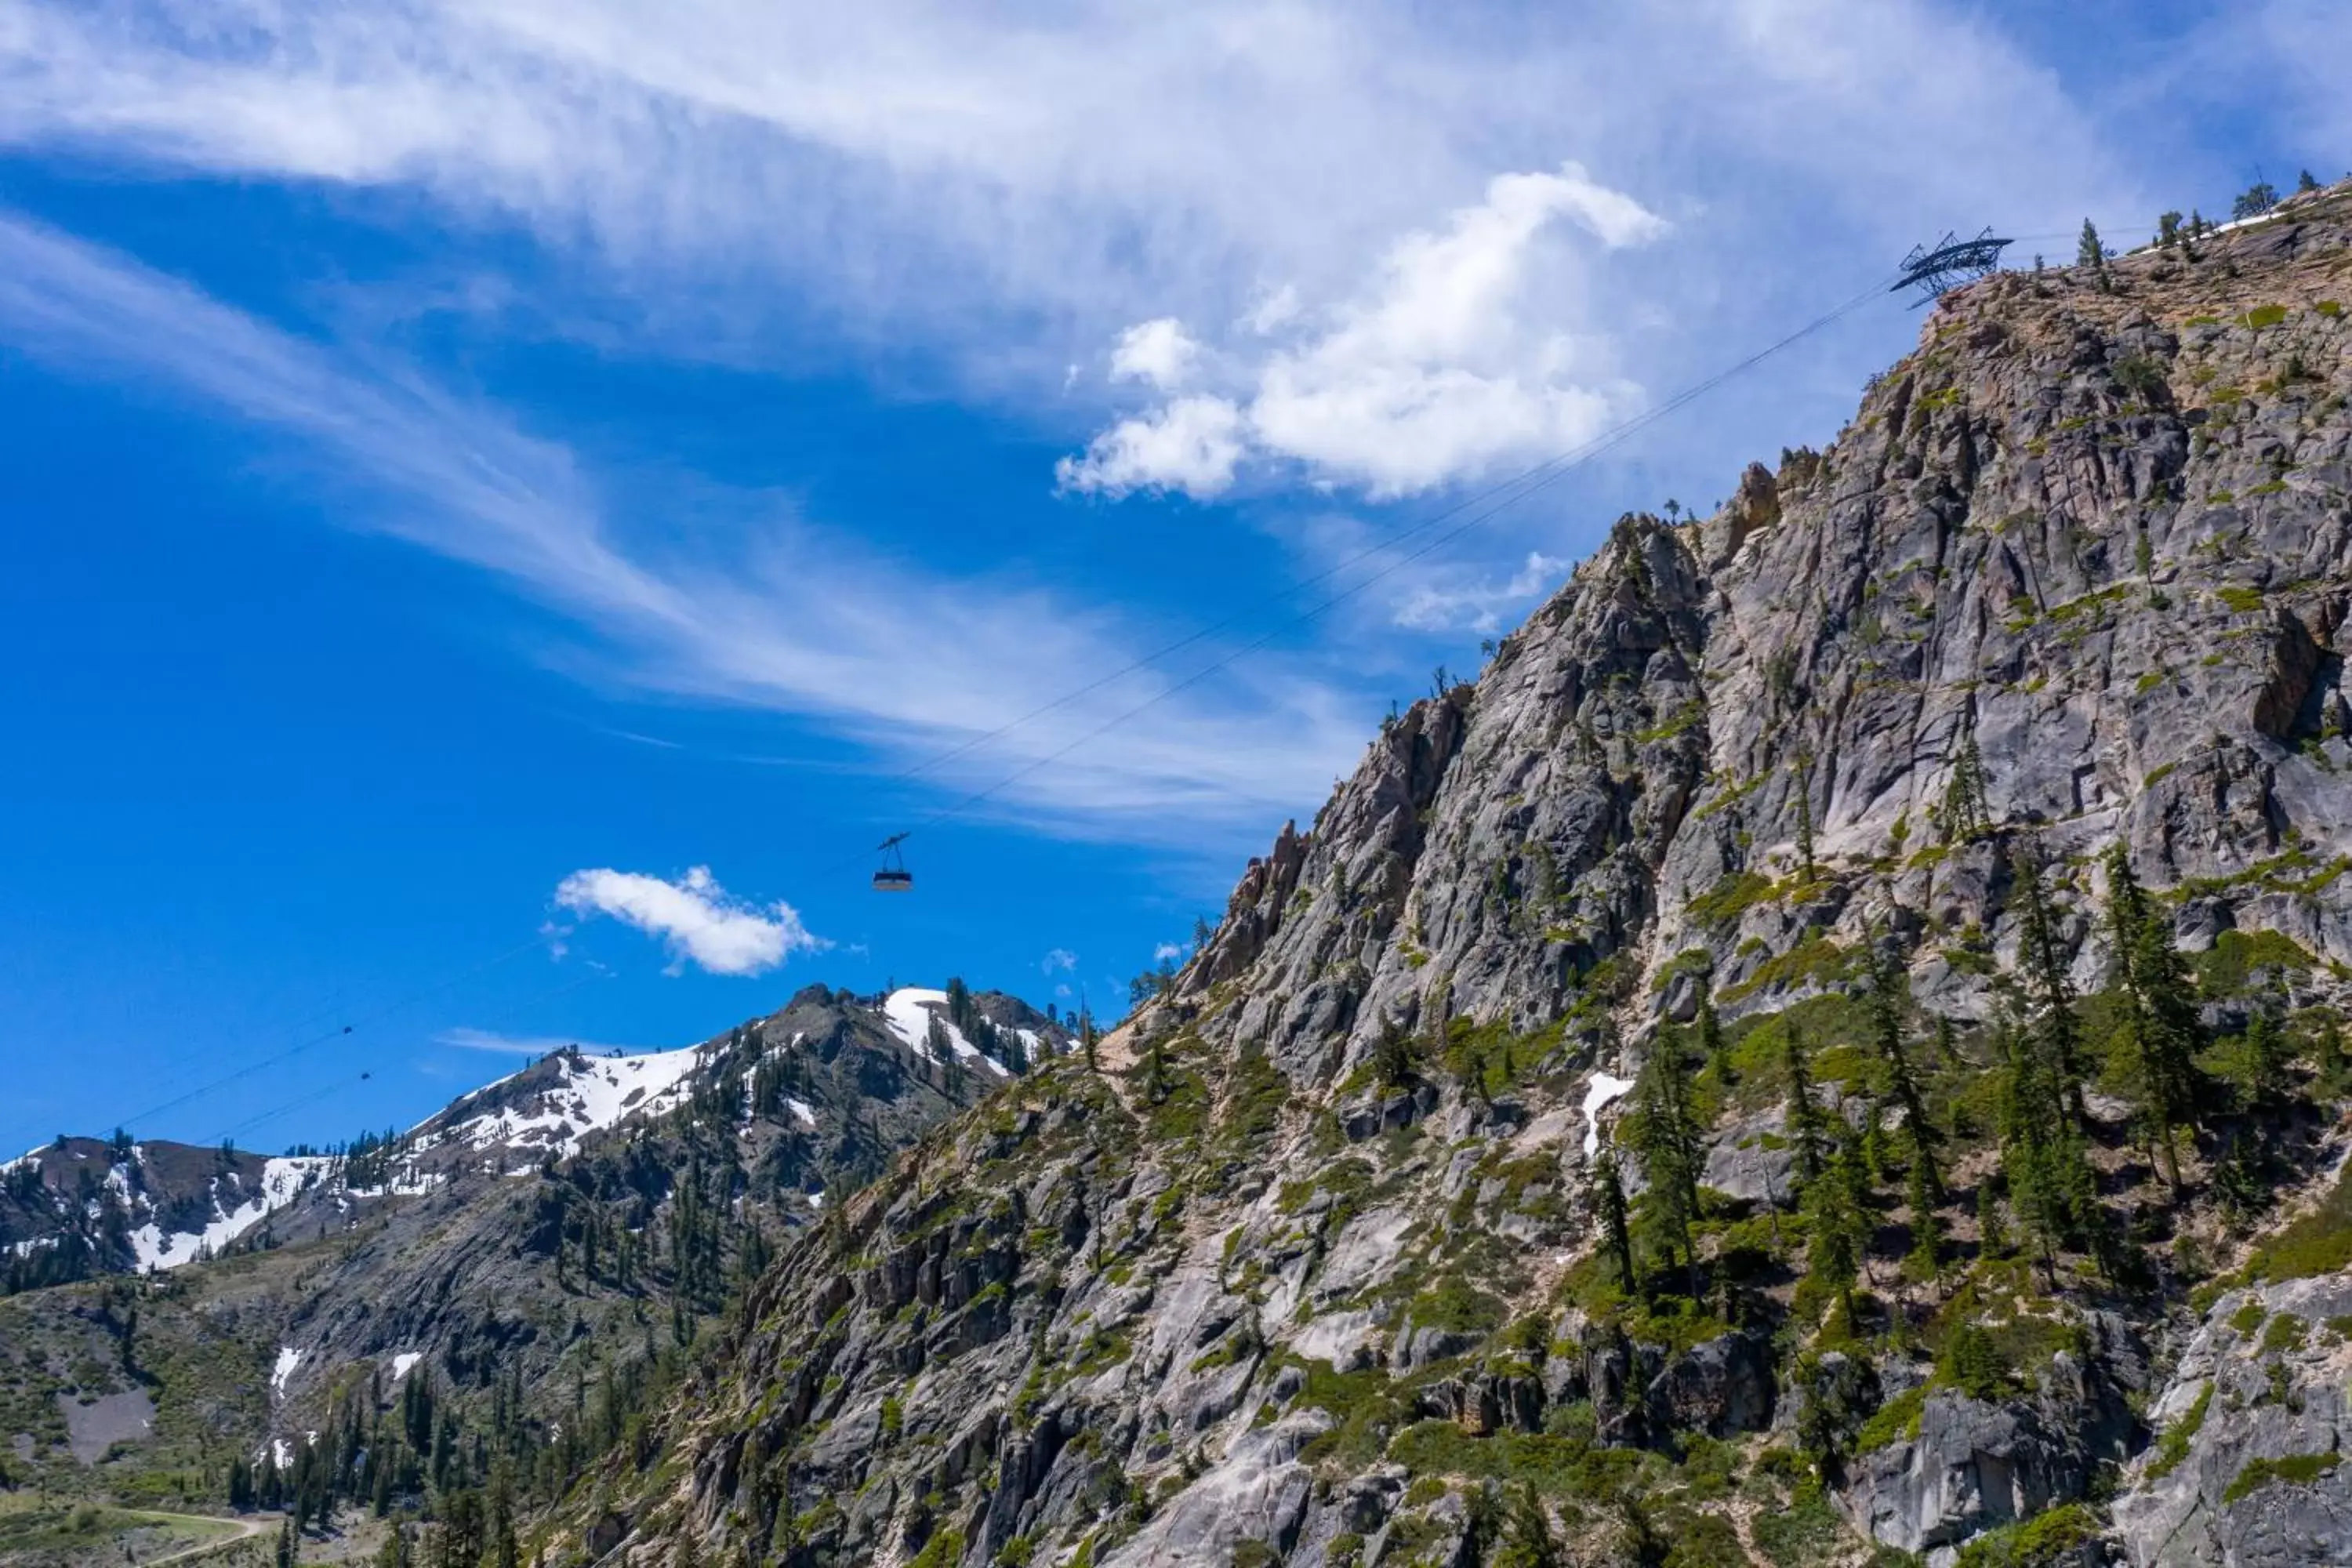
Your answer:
0,210 -> 1369,832
1395,551 -> 1571,635
436,1028 -> 643,1057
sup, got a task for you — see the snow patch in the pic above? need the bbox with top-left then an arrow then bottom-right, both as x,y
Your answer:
1582,1073 -> 1637,1160
443,1044 -> 703,1160
126,1156 -> 332,1271
882,988 -> 1010,1076
271,1346 -> 303,1396
783,1096 -> 818,1129
390,1352 -> 422,1383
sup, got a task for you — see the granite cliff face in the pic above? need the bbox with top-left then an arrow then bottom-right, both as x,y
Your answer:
550,186 -> 2352,1568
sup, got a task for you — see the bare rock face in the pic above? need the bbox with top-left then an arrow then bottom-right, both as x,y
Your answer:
574,190 -> 2352,1568
2114,1276 -> 2352,1568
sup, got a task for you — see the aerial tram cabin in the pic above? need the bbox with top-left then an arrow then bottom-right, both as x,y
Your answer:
873,833 -> 913,891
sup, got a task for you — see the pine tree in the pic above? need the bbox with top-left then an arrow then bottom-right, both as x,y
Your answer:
1494,1485 -> 1562,1568
1905,1158 -> 1944,1284
1977,1181 -> 2007,1258
1632,1028 -> 1704,1296
1996,1014 -> 2111,1284
1793,753 -> 1817,880
1783,1025 -> 1828,1187
1596,1152 -> 1636,1295
1802,1138 -> 1864,1319
1940,731 -> 1990,844
2299,169 -> 2321,194
2077,219 -> 2105,267
278,1519 -> 296,1568
2243,996 -> 2292,1105
1933,1013 -> 1961,1067
1697,968 -> 1732,1085
2315,1014 -> 2347,1094
2104,845 -> 2204,1193
2013,850 -> 2089,1124
1864,938 -> 1943,1203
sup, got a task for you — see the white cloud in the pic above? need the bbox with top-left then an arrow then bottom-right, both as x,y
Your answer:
1041,948 -> 1077,973
1057,394 -> 1244,498
0,0 -> 2147,448
0,210 -> 1368,834
1152,942 -> 1185,963
1394,551 -> 1569,634
1109,318 -> 1200,390
437,1029 -> 641,1056
1062,165 -> 1664,499
554,866 -> 824,976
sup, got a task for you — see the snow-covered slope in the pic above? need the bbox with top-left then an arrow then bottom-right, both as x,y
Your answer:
882,987 -> 1011,1076
429,1044 -> 706,1165
123,1156 -> 334,1271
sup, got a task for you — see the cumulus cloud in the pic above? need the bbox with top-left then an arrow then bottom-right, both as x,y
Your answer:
1041,948 -> 1078,973
1061,165 -> 1665,499
1109,318 -> 1200,390
1152,942 -> 1185,963
437,1028 -> 641,1056
554,866 -> 825,976
1056,394 -> 1244,498
1394,551 -> 1570,633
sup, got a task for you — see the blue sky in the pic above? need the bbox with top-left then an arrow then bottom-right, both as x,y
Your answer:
2,0 -> 2344,1156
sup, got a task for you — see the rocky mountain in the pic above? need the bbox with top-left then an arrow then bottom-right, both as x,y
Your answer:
543,183 -> 2352,1568
0,983 -> 1068,1498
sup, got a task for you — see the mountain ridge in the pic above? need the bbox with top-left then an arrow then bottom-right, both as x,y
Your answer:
548,181 -> 2352,1568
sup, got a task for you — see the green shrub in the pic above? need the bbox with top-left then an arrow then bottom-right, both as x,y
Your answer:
1954,1504 -> 2100,1566
2145,1382 -> 2212,1480
1689,871 -> 1778,927
2196,928 -> 2311,995
1855,1385 -> 1927,1452
1751,1483 -> 1849,1566
2247,1161 -> 2352,1283
2261,1313 -> 2309,1355
1937,1324 -> 2010,1400
2223,1450 -> 2340,1504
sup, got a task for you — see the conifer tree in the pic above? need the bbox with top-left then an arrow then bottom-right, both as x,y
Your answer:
2104,844 -> 2204,1192
1783,1025 -> 1828,1186
1596,1152 -> 1636,1295
1802,1137 -> 1865,1319
1697,968 -> 1732,1084
2315,1014 -> 2347,1094
2013,850 -> 2089,1124
2078,219 -> 2106,267
1934,1013 -> 1961,1068
1904,1158 -> 1944,1283
1793,753 -> 1818,880
2243,996 -> 2292,1106
1864,938 -> 1944,1203
1940,731 -> 1991,844
1632,1029 -> 1704,1295
1495,1485 -> 1562,1568
1976,1181 -> 2008,1258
